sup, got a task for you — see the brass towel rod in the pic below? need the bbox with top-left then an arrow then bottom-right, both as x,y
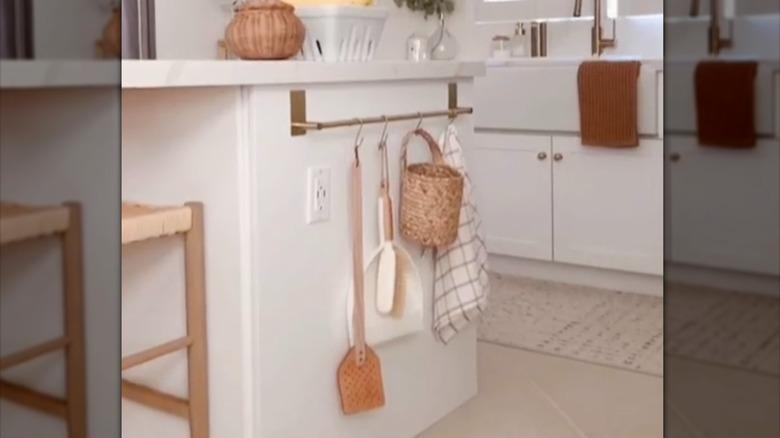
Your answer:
290,83 -> 470,136
292,107 -> 473,132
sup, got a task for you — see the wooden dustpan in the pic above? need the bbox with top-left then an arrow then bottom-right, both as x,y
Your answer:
338,151 -> 385,415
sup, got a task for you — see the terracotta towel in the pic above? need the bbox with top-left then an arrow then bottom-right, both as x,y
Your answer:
695,61 -> 758,148
577,61 -> 641,147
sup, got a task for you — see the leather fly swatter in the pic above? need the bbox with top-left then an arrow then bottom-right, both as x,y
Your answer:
338,149 -> 386,415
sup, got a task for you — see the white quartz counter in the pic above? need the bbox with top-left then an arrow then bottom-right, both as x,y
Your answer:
121,60 -> 486,89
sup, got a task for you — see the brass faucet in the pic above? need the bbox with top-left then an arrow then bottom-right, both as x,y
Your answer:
573,0 -> 616,56
591,0 -> 616,55
707,0 -> 733,55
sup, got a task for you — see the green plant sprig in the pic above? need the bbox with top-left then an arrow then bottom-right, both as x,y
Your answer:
393,0 -> 455,19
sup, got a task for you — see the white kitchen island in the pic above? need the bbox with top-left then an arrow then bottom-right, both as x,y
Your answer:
121,60 -> 485,438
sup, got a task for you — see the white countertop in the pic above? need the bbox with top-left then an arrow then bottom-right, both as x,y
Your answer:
122,60 -> 486,89
0,60 -> 119,89
486,56 -> 664,70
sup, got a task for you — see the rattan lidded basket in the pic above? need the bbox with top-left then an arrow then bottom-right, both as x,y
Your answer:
225,0 -> 306,60
399,129 -> 464,248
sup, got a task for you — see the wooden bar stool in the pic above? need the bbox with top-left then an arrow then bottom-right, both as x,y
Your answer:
121,202 -> 209,438
0,202 -> 87,438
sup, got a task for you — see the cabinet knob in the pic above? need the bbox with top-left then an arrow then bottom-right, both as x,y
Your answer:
669,152 -> 681,162
537,151 -> 547,160
553,153 -> 563,162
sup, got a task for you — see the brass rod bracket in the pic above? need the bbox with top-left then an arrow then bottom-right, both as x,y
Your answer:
448,82 -> 458,110
290,89 -> 307,137
592,19 -> 617,56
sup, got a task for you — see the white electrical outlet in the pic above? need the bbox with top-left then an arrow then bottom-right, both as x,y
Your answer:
306,166 -> 331,224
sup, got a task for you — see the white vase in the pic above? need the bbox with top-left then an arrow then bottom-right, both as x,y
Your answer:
428,12 -> 458,60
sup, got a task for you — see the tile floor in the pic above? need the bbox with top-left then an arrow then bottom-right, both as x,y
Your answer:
665,355 -> 780,438
419,342 -> 663,438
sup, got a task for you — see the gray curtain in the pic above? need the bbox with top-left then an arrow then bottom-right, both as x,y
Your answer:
0,0 -> 33,59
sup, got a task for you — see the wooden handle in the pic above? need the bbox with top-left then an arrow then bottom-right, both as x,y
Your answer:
351,160 -> 366,365
400,128 -> 446,170
383,194 -> 394,241
380,142 -> 394,241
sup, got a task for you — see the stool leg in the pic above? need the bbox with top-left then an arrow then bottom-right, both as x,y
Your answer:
184,202 -> 209,438
63,202 -> 87,438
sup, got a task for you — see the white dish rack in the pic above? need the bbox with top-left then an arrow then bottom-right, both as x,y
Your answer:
295,6 -> 388,62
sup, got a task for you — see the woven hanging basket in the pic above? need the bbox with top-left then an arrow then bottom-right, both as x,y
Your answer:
399,129 -> 464,248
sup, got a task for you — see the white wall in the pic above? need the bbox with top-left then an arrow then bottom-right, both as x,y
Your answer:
473,14 -> 663,59
152,0 -> 481,60
372,0 -> 480,60
666,14 -> 780,58
150,0 -> 668,61
0,88 -> 120,438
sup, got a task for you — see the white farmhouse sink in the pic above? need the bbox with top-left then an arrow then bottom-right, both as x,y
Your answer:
475,57 -> 664,135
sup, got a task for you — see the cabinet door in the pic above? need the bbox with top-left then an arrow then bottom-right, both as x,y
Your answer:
468,133 -> 553,261
552,136 -> 663,275
667,135 -> 780,275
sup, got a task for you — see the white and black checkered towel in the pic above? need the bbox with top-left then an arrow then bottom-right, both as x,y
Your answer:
433,123 -> 490,343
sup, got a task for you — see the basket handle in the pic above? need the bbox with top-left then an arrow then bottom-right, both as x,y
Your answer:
400,128 -> 446,170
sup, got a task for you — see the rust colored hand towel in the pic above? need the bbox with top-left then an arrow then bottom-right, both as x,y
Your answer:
577,61 -> 641,147
695,61 -> 758,148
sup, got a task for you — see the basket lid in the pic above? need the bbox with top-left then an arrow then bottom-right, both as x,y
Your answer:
237,0 -> 295,12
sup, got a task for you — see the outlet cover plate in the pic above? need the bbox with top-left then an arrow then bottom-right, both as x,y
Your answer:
306,166 -> 330,224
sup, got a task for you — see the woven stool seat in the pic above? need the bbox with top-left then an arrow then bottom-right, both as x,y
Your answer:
0,203 -> 70,245
122,203 -> 192,244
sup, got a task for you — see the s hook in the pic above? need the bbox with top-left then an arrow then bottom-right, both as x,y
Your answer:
379,115 -> 390,149
353,118 -> 364,164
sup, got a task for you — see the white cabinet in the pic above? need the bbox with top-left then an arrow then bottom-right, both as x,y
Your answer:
666,135 -> 780,275
470,132 -> 663,275
552,136 -> 663,275
470,133 -> 553,261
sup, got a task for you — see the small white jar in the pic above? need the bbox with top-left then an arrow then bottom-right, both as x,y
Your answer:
407,33 -> 429,62
491,35 -> 511,60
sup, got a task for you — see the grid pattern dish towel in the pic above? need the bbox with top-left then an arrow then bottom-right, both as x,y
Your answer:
433,124 -> 490,344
